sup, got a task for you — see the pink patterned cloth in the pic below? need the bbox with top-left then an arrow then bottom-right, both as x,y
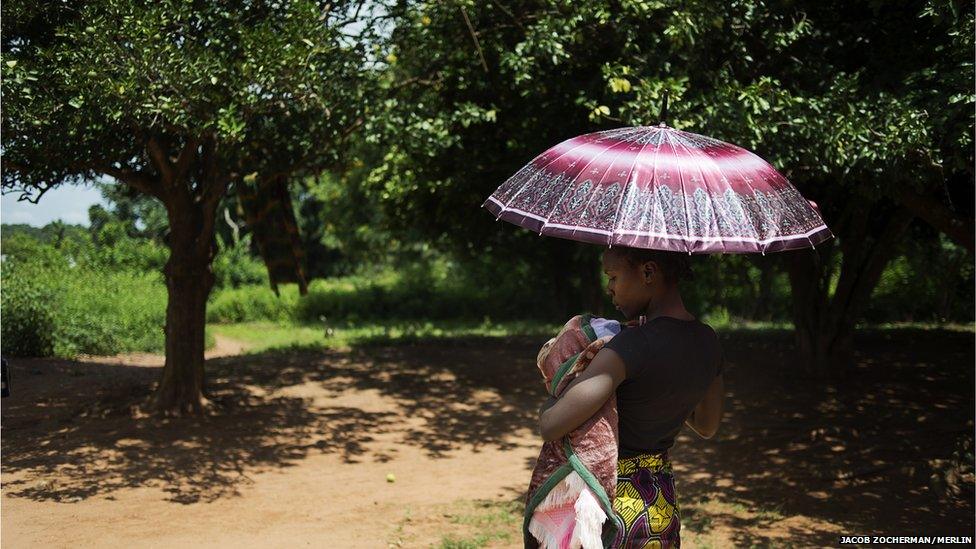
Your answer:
523,314 -> 643,549
483,125 -> 833,254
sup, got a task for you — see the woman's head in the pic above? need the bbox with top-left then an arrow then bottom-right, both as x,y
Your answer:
600,246 -> 694,320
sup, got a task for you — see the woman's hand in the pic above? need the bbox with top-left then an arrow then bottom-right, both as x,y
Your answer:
538,347 -> 627,442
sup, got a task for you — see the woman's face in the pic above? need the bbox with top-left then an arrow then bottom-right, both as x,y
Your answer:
601,249 -> 657,321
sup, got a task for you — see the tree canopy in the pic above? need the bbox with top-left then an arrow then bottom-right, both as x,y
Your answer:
1,0 -> 383,413
2,0 -> 378,200
363,0 -> 973,374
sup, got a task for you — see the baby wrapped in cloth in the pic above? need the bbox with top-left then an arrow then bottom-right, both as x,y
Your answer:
524,313 -> 644,549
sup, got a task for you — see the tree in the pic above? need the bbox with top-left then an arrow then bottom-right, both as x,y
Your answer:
93,178 -> 170,242
2,0 -> 379,413
370,0 -> 973,376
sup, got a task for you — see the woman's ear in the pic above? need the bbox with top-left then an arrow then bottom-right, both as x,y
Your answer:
642,261 -> 657,284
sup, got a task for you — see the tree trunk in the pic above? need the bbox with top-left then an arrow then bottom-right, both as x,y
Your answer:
112,135 -> 229,416
752,258 -> 776,321
786,201 -> 914,380
152,241 -> 216,415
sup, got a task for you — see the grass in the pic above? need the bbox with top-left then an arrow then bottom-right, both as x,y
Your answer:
855,320 -> 974,332
210,318 -> 564,353
210,317 -> 975,355
437,499 -> 523,549
383,499 -> 523,549
704,317 -> 974,333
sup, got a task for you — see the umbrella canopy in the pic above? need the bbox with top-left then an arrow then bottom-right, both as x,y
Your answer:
483,124 -> 833,254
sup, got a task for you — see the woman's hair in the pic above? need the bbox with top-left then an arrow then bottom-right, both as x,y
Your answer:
610,246 -> 695,285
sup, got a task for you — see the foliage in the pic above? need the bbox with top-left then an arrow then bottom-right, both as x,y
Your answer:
1,216 -> 970,359
91,179 -> 169,242
361,0 -> 972,327
211,232 -> 270,290
206,252 -> 561,323
865,226 -> 975,322
1,0 -> 377,198
1,247 -> 170,357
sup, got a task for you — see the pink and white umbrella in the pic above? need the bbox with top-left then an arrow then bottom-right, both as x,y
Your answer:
482,124 -> 833,254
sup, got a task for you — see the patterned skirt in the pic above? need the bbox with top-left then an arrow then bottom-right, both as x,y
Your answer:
604,450 -> 681,548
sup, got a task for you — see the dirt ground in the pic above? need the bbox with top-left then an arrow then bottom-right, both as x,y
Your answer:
2,328 -> 973,548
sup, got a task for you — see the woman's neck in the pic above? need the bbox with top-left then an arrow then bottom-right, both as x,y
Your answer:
643,287 -> 693,321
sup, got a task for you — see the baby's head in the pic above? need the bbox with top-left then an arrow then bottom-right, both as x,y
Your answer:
601,246 -> 693,321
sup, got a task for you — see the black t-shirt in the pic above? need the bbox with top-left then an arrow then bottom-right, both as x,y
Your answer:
603,316 -> 724,458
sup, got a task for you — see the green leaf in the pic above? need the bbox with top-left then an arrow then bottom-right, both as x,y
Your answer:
609,77 -> 632,93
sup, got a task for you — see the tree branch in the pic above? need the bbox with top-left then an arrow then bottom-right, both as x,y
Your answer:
174,136 -> 199,182
102,166 -> 165,200
146,135 -> 175,184
459,6 -> 490,74
489,0 -> 526,32
846,206 -> 915,317
889,183 -> 974,254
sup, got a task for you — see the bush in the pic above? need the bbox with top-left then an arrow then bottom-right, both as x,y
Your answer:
1,266 -> 58,356
207,283 -> 298,323
1,251 -> 168,357
212,233 -> 270,290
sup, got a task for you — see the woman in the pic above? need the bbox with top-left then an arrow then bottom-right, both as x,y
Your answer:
538,245 -> 725,548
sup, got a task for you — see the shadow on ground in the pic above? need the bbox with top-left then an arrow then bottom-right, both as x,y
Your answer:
0,335 -> 546,505
1,327 -> 972,545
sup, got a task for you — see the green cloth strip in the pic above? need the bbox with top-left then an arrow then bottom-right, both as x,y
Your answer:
547,313 -> 598,396
526,313 -> 621,548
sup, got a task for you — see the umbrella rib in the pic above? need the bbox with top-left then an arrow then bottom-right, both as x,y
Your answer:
667,131 -> 695,254
702,139 -> 764,250
567,128 -> 647,243
648,131 -> 666,249
539,127 -> 642,231
609,126 -> 659,248
688,135 -> 735,254
502,131 -> 615,217
723,145 -> 774,253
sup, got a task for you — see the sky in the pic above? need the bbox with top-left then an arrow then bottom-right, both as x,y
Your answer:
1,180 -> 108,227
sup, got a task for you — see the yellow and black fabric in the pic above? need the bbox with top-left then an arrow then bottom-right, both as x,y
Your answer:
604,450 -> 681,548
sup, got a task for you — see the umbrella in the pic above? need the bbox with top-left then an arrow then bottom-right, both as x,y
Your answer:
482,123 -> 833,254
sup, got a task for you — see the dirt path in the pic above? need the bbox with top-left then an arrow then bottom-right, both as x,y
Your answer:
73,334 -> 252,368
2,329 -> 973,548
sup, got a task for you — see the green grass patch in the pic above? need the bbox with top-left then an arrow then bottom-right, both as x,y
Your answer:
437,499 -> 523,549
210,318 -> 563,353
212,317 -> 975,356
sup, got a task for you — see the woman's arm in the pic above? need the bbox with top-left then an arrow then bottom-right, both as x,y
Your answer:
538,348 -> 627,442
684,373 -> 724,438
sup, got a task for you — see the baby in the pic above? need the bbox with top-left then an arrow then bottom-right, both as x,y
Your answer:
524,313 -> 644,549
